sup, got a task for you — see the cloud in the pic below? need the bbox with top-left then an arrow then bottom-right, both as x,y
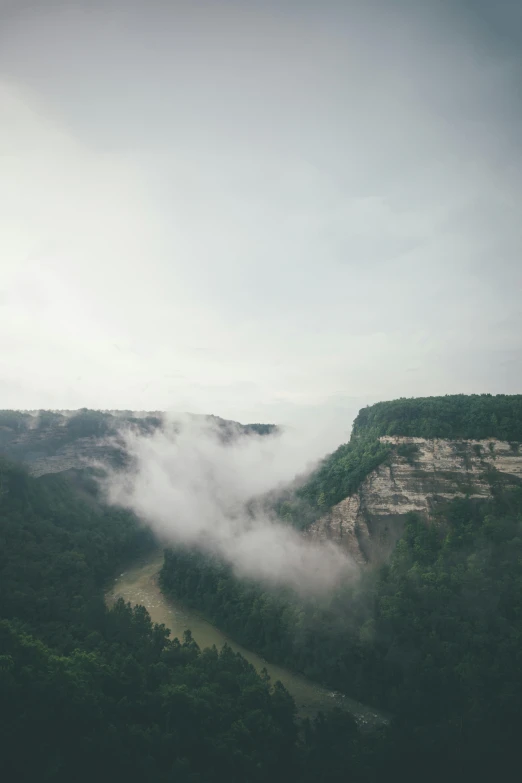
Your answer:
105,415 -> 356,592
0,0 -> 520,419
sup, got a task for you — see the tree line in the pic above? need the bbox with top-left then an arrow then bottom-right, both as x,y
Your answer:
0,458 -> 378,783
352,394 -> 522,441
276,394 -> 522,520
161,487 -> 522,779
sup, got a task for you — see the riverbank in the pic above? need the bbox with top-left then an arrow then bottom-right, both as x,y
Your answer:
106,549 -> 387,727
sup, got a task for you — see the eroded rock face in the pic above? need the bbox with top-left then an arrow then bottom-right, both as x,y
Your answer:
23,438 -> 118,477
1,412 -> 276,478
309,437 -> 522,565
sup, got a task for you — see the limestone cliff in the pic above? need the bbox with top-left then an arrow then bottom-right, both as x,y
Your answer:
309,437 -> 522,565
12,436 -> 117,478
0,410 -> 276,477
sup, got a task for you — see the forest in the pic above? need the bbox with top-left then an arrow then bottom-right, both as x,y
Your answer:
280,393 -> 522,517
2,394 -> 522,781
161,487 -> 522,778
352,393 -> 522,441
0,458 -> 376,783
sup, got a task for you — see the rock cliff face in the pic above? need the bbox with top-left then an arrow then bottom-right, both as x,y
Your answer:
15,437 -> 116,477
309,437 -> 522,565
0,424 -> 132,477
0,411 -> 276,477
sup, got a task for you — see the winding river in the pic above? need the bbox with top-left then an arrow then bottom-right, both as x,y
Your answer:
106,550 -> 386,727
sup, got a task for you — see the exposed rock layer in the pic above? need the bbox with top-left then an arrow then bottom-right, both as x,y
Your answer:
309,437 -> 522,565
0,412 -> 275,477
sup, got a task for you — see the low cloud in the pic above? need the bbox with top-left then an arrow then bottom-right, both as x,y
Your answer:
105,416 -> 356,593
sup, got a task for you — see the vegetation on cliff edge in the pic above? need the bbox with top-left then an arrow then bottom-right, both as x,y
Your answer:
278,394 -> 522,521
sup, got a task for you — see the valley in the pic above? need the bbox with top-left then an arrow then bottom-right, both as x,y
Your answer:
107,549 -> 386,726
2,394 -> 522,782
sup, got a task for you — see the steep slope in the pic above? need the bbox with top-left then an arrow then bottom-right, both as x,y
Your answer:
309,436 -> 522,564
0,409 -> 276,477
0,458 -> 325,783
0,410 -> 160,476
299,395 -> 522,564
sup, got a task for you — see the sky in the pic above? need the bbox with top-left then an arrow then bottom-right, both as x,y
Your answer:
1,0 -> 521,432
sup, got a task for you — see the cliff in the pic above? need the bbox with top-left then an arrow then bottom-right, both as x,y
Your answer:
309,436 -> 522,564
0,409 -> 276,477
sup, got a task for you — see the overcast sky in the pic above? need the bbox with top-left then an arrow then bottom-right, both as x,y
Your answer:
1,0 -> 521,431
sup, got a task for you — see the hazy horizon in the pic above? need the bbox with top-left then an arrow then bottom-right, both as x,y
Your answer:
1,0 -> 521,430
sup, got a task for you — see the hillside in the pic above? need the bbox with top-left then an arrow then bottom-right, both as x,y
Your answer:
0,458 -> 362,783
0,409 -> 276,477
277,395 -> 522,564
309,435 -> 522,564
352,394 -> 522,441
3,395 -> 522,780
159,395 -> 522,779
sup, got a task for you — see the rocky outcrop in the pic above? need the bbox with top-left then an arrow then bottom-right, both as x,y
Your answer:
309,437 -> 522,565
22,438 -> 115,477
0,410 -> 276,478
0,424 -> 127,477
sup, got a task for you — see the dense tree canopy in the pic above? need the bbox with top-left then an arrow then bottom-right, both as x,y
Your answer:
3,393 -> 522,781
162,487 -> 522,779
293,437 -> 392,515
0,459 -> 368,782
353,394 -> 522,441
279,394 -> 522,520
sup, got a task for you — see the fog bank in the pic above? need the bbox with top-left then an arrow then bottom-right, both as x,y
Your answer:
106,416 -> 356,592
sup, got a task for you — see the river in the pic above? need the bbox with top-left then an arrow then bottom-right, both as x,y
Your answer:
106,550 -> 387,727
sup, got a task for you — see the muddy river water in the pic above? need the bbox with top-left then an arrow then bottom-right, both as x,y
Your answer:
106,550 -> 387,726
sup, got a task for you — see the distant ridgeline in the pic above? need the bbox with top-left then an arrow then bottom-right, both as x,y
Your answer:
278,394 -> 522,523
0,458 -> 364,783
0,408 -> 277,474
0,409 -> 161,461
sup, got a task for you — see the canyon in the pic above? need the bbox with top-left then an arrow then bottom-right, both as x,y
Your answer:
309,436 -> 522,564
